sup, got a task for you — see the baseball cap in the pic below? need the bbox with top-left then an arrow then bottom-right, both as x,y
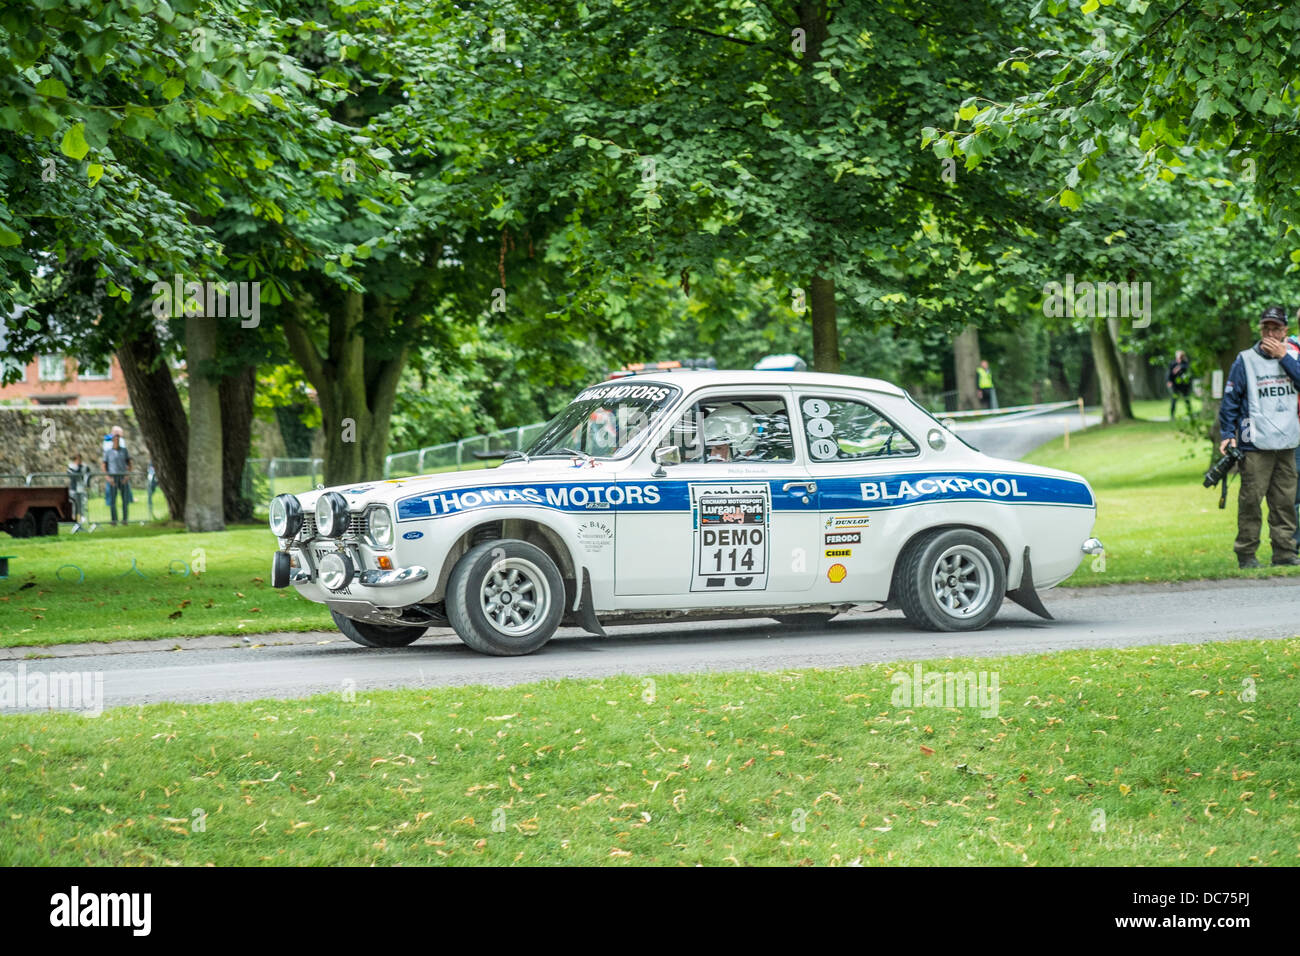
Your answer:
1261,304 -> 1287,326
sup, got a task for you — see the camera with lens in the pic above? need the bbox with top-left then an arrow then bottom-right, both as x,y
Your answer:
1203,444 -> 1244,488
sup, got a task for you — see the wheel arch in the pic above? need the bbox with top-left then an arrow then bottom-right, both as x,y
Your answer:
433,517 -> 581,611
886,522 -> 1012,603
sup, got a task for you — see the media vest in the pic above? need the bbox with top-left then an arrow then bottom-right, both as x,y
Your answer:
1239,346 -> 1300,450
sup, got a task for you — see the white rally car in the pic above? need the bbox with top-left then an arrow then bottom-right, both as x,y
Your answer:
268,370 -> 1102,655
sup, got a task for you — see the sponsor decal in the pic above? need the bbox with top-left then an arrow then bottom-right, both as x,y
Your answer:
827,563 -> 847,583
825,514 -> 871,529
824,548 -> 852,558
842,473 -> 1094,508
691,483 -> 770,592
576,519 -> 614,554
344,485 -> 373,495
397,482 -> 663,520
572,382 -> 677,405
824,531 -> 861,545
402,530 -> 423,540
861,476 -> 1030,501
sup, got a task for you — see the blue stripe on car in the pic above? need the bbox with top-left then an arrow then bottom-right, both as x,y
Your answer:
394,472 -> 1093,521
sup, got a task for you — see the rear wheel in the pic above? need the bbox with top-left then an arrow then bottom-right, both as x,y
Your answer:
895,529 -> 1005,631
38,510 -> 58,536
446,539 -> 564,656
14,512 -> 36,539
330,609 -> 427,648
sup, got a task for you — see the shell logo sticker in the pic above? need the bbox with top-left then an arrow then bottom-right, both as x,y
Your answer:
827,563 -> 847,584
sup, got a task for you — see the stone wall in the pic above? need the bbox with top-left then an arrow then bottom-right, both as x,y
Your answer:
0,407 -> 145,477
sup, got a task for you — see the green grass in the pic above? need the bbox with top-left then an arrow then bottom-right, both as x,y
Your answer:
1027,414 -> 1300,586
0,524 -> 329,648
1,639 -> 1294,865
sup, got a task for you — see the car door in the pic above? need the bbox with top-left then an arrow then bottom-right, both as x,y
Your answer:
793,391 -> 923,601
614,388 -> 821,598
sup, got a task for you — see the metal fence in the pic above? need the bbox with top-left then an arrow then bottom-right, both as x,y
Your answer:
382,421 -> 548,478
242,457 -> 324,517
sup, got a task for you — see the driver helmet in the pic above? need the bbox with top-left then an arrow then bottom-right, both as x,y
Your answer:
702,405 -> 754,459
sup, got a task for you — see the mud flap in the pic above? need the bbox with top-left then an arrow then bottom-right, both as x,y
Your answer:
1006,546 -> 1053,620
579,568 -> 607,637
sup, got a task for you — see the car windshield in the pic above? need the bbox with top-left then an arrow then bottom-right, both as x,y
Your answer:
526,381 -> 683,458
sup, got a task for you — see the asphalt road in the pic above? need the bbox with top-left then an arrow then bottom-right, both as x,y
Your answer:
5,577 -> 1296,710
952,410 -> 1101,460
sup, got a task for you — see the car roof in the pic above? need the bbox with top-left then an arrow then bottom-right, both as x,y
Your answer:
612,369 -> 908,398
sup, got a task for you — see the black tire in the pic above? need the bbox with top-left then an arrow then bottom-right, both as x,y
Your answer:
330,609 -> 427,648
772,613 -> 837,628
38,510 -> 58,536
15,512 -> 36,539
894,528 -> 1006,632
446,539 -> 564,656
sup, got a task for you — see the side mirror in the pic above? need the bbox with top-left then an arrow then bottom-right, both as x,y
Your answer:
652,446 -> 681,466
651,445 -> 680,477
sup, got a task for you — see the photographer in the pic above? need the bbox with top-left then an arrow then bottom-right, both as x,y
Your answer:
1218,305 -> 1300,567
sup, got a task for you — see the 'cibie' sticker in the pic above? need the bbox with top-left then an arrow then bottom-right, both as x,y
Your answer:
690,483 -> 770,592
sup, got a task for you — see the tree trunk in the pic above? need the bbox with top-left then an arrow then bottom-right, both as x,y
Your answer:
184,314 -> 225,531
284,291 -> 409,486
953,325 -> 981,410
809,274 -> 839,373
1090,317 -> 1132,424
219,364 -> 256,523
116,320 -> 187,520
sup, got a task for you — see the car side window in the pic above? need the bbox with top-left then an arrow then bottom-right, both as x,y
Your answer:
662,396 -> 795,463
799,396 -> 918,461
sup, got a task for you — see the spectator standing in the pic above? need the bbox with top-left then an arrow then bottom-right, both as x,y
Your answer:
1166,350 -> 1193,419
66,453 -> 91,524
976,360 -> 998,410
1218,305 -> 1300,567
102,433 -> 132,525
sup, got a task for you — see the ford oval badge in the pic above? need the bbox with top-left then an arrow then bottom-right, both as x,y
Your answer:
402,530 -> 423,540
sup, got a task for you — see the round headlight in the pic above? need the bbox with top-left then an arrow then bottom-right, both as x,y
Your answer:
368,508 -> 393,548
319,551 -> 355,591
314,492 -> 349,538
269,494 -> 303,538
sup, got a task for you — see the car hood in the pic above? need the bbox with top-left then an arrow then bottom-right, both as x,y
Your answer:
291,459 -> 615,512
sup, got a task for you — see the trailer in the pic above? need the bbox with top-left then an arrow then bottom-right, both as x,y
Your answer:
0,485 -> 73,537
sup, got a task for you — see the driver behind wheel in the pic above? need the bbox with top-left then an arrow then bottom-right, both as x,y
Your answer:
701,404 -> 756,462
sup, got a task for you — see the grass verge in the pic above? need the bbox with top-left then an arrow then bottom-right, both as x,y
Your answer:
0,639 -> 1294,865
0,524 -> 329,648
1025,416 -> 1300,586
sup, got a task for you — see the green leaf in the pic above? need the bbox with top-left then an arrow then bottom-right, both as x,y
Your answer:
161,77 -> 185,100
1059,189 -> 1082,210
87,163 -> 104,186
1081,0 -> 1099,13
0,225 -> 21,246
35,78 -> 68,98
60,124 -> 89,160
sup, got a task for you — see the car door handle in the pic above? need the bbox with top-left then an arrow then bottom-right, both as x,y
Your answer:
782,481 -> 817,493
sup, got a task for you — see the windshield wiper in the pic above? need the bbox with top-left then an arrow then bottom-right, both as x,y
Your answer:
502,450 -> 530,463
559,446 -> 595,464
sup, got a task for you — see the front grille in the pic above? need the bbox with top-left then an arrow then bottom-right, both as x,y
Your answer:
299,511 -> 365,540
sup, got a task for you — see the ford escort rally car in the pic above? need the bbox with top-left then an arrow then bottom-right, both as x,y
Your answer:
268,371 -> 1103,655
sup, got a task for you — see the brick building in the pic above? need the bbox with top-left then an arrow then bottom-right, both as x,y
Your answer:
0,353 -> 132,407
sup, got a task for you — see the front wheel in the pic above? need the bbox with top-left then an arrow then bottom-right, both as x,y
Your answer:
330,609 -> 427,648
446,539 -> 564,656
895,529 -> 1005,632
